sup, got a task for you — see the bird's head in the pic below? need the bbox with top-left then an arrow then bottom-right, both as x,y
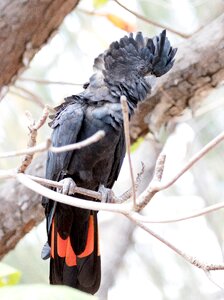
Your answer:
101,30 -> 177,111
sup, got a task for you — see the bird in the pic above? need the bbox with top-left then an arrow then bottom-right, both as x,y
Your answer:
41,30 -> 177,294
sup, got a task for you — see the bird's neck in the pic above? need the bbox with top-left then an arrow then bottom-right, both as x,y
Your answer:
117,78 -> 151,115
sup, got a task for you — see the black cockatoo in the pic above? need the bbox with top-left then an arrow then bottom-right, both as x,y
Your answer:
42,30 -> 177,294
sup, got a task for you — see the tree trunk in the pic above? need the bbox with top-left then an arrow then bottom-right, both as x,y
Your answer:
0,155 -> 46,259
0,0 -> 79,99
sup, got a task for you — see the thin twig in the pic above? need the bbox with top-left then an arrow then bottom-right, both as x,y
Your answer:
4,129 -> 224,222
78,8 -> 106,17
17,107 -> 49,173
158,130 -> 224,191
0,140 -> 51,158
27,163 -> 143,205
0,169 -> 17,180
137,130 -> 224,210
2,109 -> 224,281
136,152 -> 166,211
16,172 -> 129,213
27,174 -> 122,203
121,95 -> 137,210
126,213 -> 224,272
205,271 -> 224,290
14,172 -> 224,274
33,105 -> 50,130
153,153 -> 166,182
13,85 -> 45,108
132,199 -> 224,224
51,131 -> 105,153
9,90 -> 45,108
2,172 -> 220,282
18,77 -> 84,86
113,0 -> 190,39
117,162 -> 145,204
0,131 -> 106,158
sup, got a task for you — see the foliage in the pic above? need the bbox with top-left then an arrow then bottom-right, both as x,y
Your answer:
0,263 -> 21,287
93,0 -> 108,9
106,14 -> 135,32
130,137 -> 144,152
0,284 -> 97,300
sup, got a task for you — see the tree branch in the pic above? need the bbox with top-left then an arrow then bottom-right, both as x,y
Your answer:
0,130 -> 105,158
121,96 -> 137,209
17,107 -> 49,173
18,77 -> 84,86
126,214 -> 224,274
11,172 -> 224,276
9,86 -> 45,108
2,125 -> 224,280
132,198 -> 224,224
136,129 -> 224,210
113,0 -> 191,38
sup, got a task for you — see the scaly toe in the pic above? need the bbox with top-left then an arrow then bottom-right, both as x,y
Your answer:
99,184 -> 114,203
58,178 -> 77,195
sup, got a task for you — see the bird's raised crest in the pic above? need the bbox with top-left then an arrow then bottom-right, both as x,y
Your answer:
103,30 -> 177,83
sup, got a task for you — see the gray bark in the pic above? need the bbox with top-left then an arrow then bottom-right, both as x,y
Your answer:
130,13 -> 224,139
0,155 -> 46,259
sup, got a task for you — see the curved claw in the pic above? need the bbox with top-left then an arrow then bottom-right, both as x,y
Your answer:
58,178 -> 77,195
99,184 -> 114,203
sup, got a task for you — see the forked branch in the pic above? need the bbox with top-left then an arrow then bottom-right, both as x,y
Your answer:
1,106 -> 224,284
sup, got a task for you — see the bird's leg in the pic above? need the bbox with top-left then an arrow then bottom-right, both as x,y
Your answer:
98,184 -> 114,203
41,178 -> 77,260
41,201 -> 57,260
58,177 -> 77,195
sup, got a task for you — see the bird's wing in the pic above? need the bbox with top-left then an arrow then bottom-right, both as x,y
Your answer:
44,100 -> 101,293
46,100 -> 84,181
42,100 -> 85,231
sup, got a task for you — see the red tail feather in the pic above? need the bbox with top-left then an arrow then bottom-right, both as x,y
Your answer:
50,212 -> 101,294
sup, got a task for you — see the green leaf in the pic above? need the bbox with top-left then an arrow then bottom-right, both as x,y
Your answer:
131,137 -> 144,153
0,263 -> 21,287
0,284 -> 97,300
93,0 -> 108,9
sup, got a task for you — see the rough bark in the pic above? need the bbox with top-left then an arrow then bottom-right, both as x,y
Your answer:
0,0 -> 79,99
1,12 -> 224,258
130,13 -> 224,139
0,155 -> 46,259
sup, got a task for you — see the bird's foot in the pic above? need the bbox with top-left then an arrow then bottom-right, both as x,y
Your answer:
99,184 -> 114,203
58,177 -> 77,195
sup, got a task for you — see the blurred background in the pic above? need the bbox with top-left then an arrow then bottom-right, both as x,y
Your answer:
1,0 -> 224,299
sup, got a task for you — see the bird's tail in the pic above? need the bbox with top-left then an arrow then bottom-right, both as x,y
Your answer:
49,209 -> 101,295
